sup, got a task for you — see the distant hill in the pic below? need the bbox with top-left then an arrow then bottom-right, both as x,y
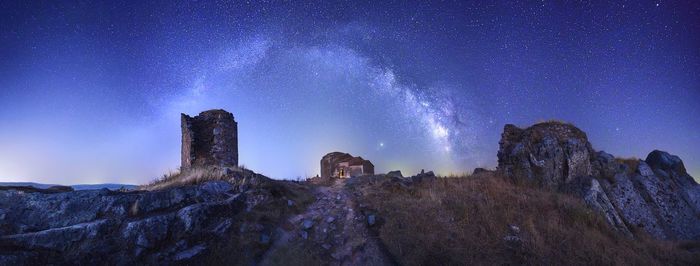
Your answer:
0,182 -> 137,191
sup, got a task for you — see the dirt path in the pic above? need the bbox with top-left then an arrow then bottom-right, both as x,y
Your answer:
260,179 -> 393,266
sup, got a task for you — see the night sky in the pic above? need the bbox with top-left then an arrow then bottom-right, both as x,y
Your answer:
1,1 -> 699,184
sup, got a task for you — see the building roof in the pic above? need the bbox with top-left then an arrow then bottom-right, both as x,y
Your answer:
321,152 -> 373,166
348,156 -> 371,166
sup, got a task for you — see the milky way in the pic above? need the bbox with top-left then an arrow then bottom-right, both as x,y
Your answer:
165,34 -> 483,179
1,1 -> 699,184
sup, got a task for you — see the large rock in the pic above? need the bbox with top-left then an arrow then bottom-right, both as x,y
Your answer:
604,171 -> 666,239
631,155 -> 700,239
591,151 -> 619,182
498,122 -> 593,190
497,122 -> 700,240
564,176 -> 632,236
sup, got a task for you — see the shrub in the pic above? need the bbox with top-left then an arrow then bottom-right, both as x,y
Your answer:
615,157 -> 640,175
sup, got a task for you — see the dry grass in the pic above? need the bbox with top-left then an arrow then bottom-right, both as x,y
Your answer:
348,174 -> 699,265
615,157 -> 641,175
521,120 -> 589,144
260,241 -> 325,265
140,165 -> 257,190
202,178 -> 317,265
138,165 -> 319,264
535,119 -> 573,125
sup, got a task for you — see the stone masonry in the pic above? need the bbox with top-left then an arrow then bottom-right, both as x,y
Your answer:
181,109 -> 238,169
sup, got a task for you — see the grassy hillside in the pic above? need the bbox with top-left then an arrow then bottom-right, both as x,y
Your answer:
137,167 -> 699,265
347,173 -> 700,265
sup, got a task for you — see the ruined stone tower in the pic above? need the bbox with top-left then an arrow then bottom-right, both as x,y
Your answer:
181,109 -> 238,169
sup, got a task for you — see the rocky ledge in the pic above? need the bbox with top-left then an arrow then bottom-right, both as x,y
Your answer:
0,178 -> 272,265
497,121 -> 700,240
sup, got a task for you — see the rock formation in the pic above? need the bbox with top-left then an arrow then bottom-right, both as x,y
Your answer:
0,108 -> 281,265
0,181 -> 245,264
497,122 -> 593,190
3,112 -> 699,265
386,170 -> 403,179
181,109 -> 238,169
497,121 -> 700,240
320,152 -> 374,178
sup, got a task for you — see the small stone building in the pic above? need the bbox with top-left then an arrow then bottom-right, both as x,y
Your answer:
181,109 -> 238,169
320,152 -> 374,178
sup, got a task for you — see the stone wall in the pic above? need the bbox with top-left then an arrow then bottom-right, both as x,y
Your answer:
321,152 -> 354,178
181,109 -> 238,169
320,152 -> 374,178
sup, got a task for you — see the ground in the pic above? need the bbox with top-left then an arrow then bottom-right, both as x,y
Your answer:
3,174 -> 698,265
260,178 -> 393,265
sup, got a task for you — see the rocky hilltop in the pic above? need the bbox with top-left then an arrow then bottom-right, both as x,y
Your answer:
498,121 -> 700,240
1,119 -> 699,265
0,170 -> 316,265
1,181 -> 241,264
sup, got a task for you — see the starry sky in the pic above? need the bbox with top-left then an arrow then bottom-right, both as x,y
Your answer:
1,1 -> 699,184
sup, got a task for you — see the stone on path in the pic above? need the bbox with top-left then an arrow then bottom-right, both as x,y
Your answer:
302,219 -> 314,230
367,214 -> 376,226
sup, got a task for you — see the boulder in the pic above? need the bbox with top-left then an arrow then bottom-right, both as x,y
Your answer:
646,150 -> 687,175
497,122 -> 593,190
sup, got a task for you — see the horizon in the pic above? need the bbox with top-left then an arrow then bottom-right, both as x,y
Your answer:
1,1 -> 699,184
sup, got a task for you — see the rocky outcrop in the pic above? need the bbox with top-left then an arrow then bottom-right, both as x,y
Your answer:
386,170 -> 403,179
181,109 -> 238,169
410,170 -> 436,183
497,122 -> 700,240
498,123 -> 593,190
607,156 -> 700,240
0,181 -> 250,264
472,168 -> 495,176
563,176 -> 632,237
